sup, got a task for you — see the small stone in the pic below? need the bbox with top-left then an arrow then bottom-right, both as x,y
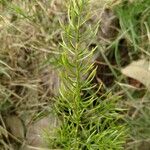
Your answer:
5,115 -> 25,139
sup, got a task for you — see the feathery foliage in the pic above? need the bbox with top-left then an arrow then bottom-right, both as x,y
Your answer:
48,0 -> 127,149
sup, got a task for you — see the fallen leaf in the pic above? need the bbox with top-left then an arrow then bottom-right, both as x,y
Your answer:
121,59 -> 150,90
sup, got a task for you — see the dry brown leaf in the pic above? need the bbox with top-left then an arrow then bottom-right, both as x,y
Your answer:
121,59 -> 150,90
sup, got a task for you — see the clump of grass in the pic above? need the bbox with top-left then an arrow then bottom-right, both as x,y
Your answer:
0,0 -> 64,148
114,0 -> 150,57
0,0 -> 64,113
114,1 -> 150,149
48,0 -> 127,149
94,0 -> 150,149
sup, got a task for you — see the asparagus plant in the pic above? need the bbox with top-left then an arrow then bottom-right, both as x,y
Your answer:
49,0 -> 127,149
